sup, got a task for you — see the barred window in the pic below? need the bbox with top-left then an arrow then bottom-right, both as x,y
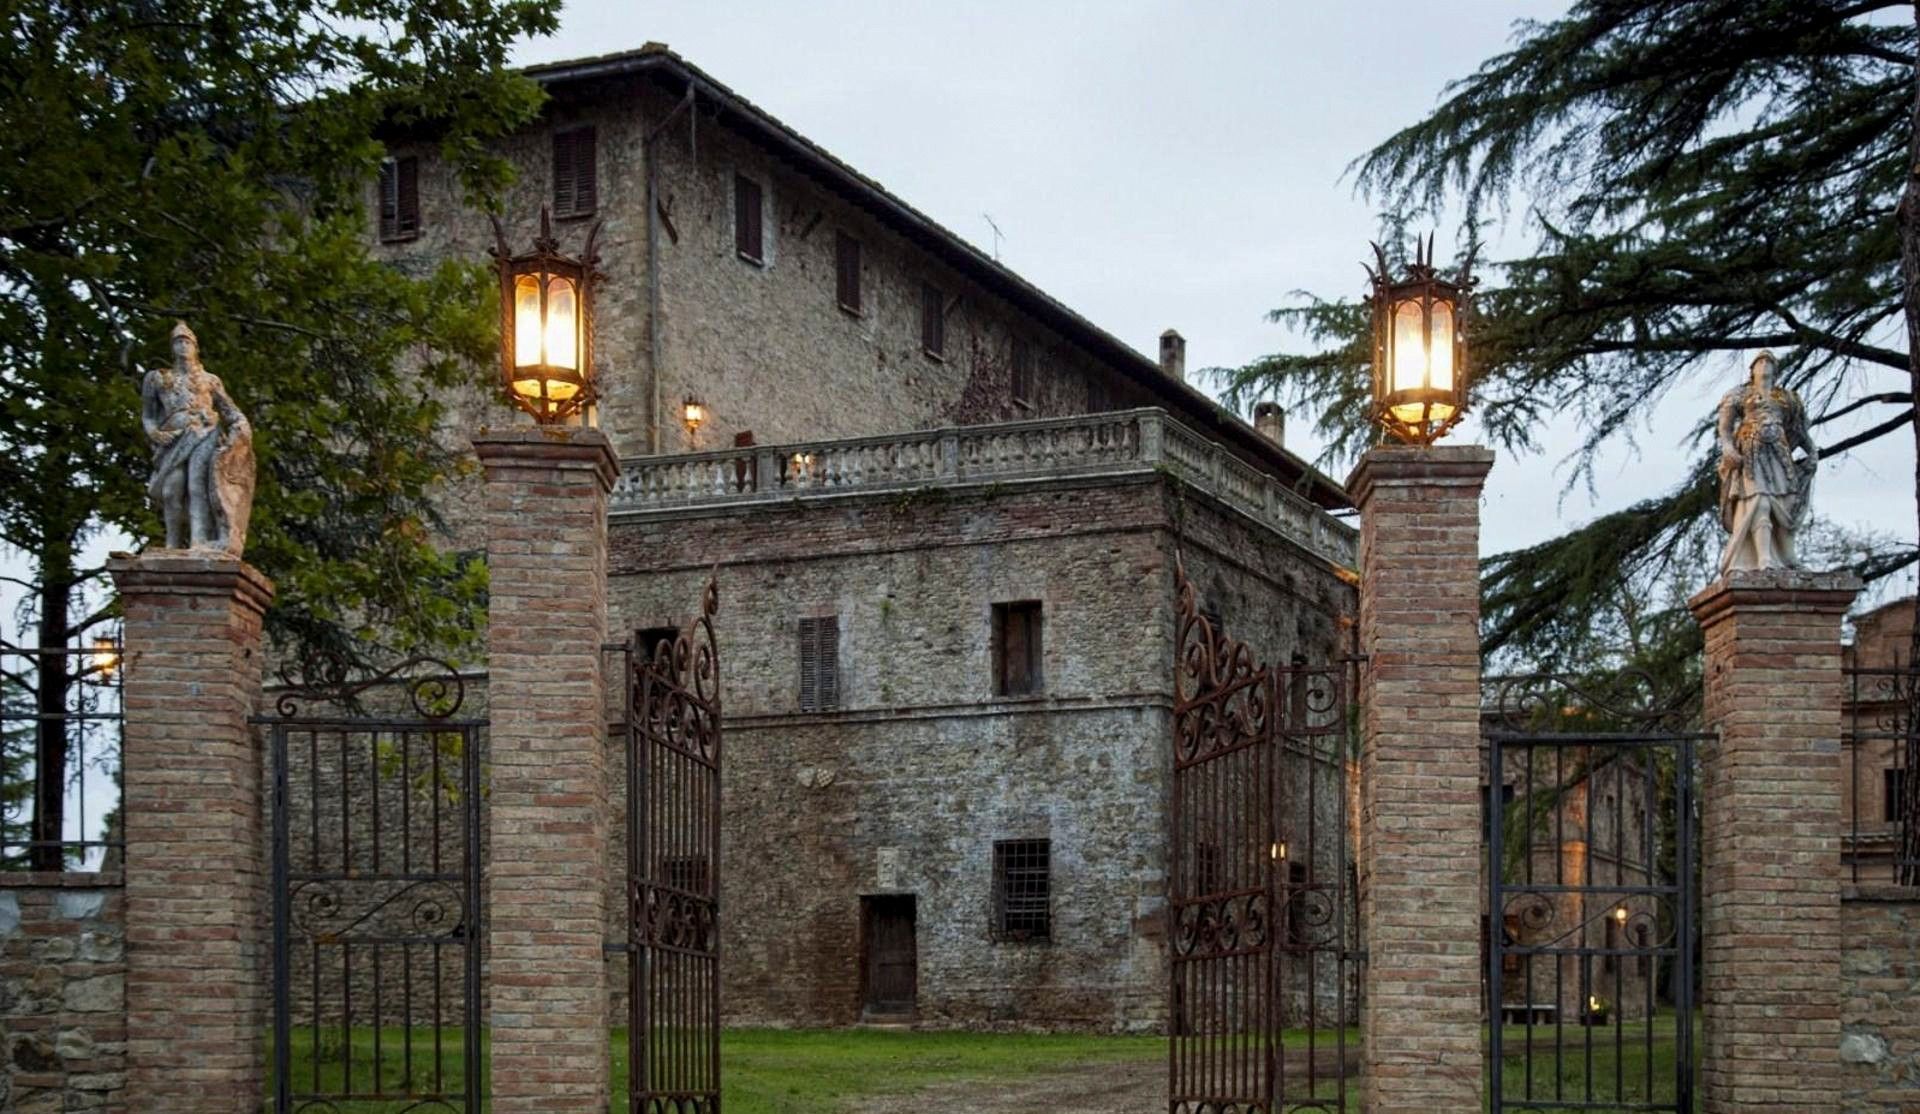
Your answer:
377,156 -> 420,242
664,855 -> 710,895
1887,767 -> 1907,824
992,838 -> 1050,941
797,615 -> 839,711
735,173 -> 764,263
552,126 -> 597,217
992,601 -> 1042,696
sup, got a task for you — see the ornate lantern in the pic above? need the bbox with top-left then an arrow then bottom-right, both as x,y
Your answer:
492,207 -> 601,424
1366,236 -> 1471,445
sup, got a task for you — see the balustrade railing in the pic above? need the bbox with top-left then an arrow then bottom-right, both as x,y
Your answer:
611,408 -> 1358,568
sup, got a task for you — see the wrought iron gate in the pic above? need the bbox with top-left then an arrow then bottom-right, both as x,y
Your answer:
264,657 -> 482,1114
1486,672 -> 1700,1114
625,579 -> 723,1114
1170,566 -> 1358,1114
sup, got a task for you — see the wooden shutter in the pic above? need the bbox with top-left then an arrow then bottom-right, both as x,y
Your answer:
818,617 -> 839,708
378,161 -> 398,240
799,616 -> 839,711
836,231 -> 861,312
553,126 -> 597,217
735,174 -> 763,262
921,283 -> 944,356
378,157 -> 420,241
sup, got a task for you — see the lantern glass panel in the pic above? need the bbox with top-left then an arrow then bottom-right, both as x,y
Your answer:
1389,299 -> 1427,422
544,275 -> 578,375
512,274 -> 541,369
1429,299 -> 1455,391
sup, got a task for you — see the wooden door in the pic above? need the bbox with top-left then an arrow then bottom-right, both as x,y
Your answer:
862,896 -> 916,1015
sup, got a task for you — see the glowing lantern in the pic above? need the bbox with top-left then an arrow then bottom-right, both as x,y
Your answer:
492,207 -> 600,424
1366,236 -> 1471,445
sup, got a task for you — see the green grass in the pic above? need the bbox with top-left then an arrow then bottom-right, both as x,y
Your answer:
1492,1012 -> 1701,1114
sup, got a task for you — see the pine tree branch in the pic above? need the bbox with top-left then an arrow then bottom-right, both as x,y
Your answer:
1767,302 -> 1910,370
1813,392 -> 1912,426
1820,409 -> 1914,457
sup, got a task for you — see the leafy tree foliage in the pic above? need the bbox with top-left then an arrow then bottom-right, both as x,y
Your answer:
1216,0 -> 1919,671
0,0 -> 557,863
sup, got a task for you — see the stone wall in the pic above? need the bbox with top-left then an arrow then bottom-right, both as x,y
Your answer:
1841,886 -> 1920,1113
0,876 -> 126,1113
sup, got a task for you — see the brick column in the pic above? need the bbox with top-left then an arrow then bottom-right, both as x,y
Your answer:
106,552 -> 273,1110
1688,569 -> 1858,1113
474,427 -> 618,1112
1347,444 -> 1493,1113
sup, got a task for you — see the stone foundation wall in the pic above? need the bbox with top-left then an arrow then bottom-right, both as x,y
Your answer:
0,875 -> 125,1113
1841,886 -> 1920,1113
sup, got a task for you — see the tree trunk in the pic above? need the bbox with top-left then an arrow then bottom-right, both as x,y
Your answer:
30,569 -> 70,872
1898,0 -> 1920,886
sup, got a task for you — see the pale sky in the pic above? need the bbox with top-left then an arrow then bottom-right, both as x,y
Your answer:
515,0 -> 1917,607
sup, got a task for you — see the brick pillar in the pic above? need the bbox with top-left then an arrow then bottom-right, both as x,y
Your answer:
1688,569 -> 1858,1113
106,552 -> 274,1110
1347,444 -> 1493,1113
474,427 -> 618,1112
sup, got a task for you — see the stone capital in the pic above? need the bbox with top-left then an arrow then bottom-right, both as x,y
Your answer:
106,550 -> 275,617
472,425 -> 620,493
1344,444 -> 1495,509
1687,567 -> 1861,629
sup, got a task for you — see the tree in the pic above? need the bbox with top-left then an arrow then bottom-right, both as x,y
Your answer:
1215,0 -> 1919,672
0,0 -> 557,866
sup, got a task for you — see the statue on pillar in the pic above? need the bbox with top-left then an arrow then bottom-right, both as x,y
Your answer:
141,322 -> 255,556
1714,350 -> 1816,574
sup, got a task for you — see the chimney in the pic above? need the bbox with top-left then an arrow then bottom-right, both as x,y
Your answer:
1159,329 -> 1186,382
1254,401 -> 1286,448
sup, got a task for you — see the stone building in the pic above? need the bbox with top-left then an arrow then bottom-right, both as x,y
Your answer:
1843,596 -> 1916,884
371,44 -> 1358,1030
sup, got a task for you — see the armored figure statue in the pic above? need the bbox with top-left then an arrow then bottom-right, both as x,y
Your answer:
1714,350 -> 1816,574
142,322 -> 255,555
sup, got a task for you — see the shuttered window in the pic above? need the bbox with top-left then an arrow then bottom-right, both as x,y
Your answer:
991,601 -> 1042,696
377,156 -> 420,242
552,126 -> 597,218
1887,767 -> 1907,823
735,174 -> 764,263
1010,337 -> 1033,405
797,615 -> 839,711
835,231 -> 861,313
992,839 -> 1051,941
920,282 -> 945,358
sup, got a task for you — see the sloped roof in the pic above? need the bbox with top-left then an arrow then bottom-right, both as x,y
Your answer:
517,44 -> 1352,511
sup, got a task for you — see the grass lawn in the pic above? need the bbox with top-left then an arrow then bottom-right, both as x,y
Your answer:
273,1017 -> 1695,1113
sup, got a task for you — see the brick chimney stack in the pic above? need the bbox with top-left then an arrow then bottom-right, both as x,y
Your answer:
1159,329 -> 1186,382
1254,401 -> 1286,448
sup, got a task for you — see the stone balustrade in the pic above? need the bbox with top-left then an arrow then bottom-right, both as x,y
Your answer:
611,408 -> 1357,569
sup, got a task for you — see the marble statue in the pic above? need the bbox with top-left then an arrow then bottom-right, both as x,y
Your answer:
1714,350 -> 1816,574
142,322 -> 254,555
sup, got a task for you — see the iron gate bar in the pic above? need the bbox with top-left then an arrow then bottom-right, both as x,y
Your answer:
1485,672 -> 1698,1114
262,654 -> 483,1114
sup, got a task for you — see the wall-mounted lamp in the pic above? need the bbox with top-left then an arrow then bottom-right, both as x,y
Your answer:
1271,840 -> 1288,863
1613,906 -> 1629,924
682,396 -> 707,435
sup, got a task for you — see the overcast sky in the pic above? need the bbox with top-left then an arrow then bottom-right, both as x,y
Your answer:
517,0 -> 1917,607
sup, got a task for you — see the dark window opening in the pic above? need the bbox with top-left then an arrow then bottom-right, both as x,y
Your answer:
1603,915 -> 1619,974
378,156 -> 420,242
798,615 -> 840,711
735,174 -> 764,263
835,231 -> 862,313
1194,842 -> 1221,896
636,625 -> 678,664
1887,767 -> 1907,824
1635,923 -> 1650,979
992,601 -> 1042,696
552,126 -> 597,218
1011,337 -> 1033,405
1284,860 -> 1310,947
663,854 -> 710,895
992,838 -> 1051,941
921,282 -> 945,358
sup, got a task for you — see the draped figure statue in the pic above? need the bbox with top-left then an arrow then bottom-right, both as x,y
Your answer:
142,322 -> 255,555
1714,350 -> 1816,575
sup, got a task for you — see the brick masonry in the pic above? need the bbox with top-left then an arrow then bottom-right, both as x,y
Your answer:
1690,569 -> 1861,1113
0,876 -> 126,1113
1840,886 -> 1920,1113
106,552 -> 272,1111
1347,445 -> 1494,1113
475,427 -> 617,1112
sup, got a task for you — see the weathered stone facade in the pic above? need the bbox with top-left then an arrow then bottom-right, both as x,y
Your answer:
0,876 -> 125,1113
1840,886 -> 1920,1113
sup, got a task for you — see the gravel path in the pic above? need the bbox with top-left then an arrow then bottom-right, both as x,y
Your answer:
840,1055 -> 1163,1114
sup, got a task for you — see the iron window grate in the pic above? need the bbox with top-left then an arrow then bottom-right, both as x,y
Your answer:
992,838 -> 1051,941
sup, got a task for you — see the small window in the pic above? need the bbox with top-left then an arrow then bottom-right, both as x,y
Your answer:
992,601 -> 1042,696
735,174 -> 764,264
920,282 -> 945,358
835,231 -> 862,313
636,625 -> 678,665
992,838 -> 1050,941
1010,337 -> 1033,405
377,156 -> 420,242
798,615 -> 839,711
663,855 -> 710,895
1887,767 -> 1907,824
552,126 -> 597,218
